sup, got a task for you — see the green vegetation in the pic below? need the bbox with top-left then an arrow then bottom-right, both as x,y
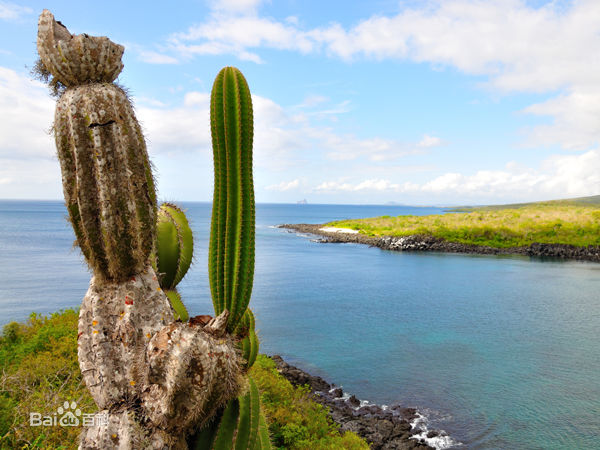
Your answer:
0,311 -> 367,450
251,355 -> 368,450
450,194 -> 600,211
330,202 -> 600,248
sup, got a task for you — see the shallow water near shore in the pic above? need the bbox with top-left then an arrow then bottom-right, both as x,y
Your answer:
1,200 -> 599,449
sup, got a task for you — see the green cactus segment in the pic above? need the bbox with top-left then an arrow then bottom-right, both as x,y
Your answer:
236,309 -> 259,369
212,397 -> 240,450
209,67 -> 255,332
156,203 -> 193,289
164,290 -> 189,322
248,331 -> 259,369
192,376 -> 265,450
257,410 -> 272,450
190,411 -> 220,449
236,376 -> 260,450
54,83 -> 156,281
240,330 -> 259,369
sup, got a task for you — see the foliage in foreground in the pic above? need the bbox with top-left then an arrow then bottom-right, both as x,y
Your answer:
250,355 -> 368,450
0,311 -> 367,450
330,204 -> 600,248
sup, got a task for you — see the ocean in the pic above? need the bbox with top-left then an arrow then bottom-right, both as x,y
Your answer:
1,200 -> 599,449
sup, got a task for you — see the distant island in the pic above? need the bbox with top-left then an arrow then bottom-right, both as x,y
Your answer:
297,199 -> 308,204
281,195 -> 600,262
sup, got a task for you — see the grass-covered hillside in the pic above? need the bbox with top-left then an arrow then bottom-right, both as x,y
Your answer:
0,311 -> 368,450
330,196 -> 600,248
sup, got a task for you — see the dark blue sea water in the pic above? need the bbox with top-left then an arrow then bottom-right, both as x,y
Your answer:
1,200 -> 599,449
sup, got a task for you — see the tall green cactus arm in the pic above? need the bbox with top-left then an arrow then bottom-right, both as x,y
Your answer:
209,67 -> 255,332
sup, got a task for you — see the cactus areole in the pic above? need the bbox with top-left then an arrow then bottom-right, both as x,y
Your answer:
37,10 -> 243,449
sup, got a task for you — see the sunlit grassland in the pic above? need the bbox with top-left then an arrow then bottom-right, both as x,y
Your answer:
330,203 -> 600,248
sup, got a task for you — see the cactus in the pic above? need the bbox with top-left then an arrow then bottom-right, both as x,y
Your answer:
156,202 -> 194,289
164,289 -> 189,321
38,10 -> 243,449
53,74 -> 156,282
191,376 -> 271,450
155,202 -> 193,321
187,66 -> 272,450
237,308 -> 259,369
209,67 -> 255,332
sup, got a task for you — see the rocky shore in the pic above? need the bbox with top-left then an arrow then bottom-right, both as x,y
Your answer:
279,224 -> 600,263
270,355 -> 453,449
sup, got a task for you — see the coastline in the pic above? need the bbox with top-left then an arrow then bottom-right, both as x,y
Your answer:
270,355 -> 455,450
279,223 -> 600,262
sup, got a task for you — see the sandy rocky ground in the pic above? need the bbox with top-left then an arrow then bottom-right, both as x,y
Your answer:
279,224 -> 600,262
271,355 -> 449,449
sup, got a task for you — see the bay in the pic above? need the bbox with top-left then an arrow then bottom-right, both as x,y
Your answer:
1,200 -> 599,449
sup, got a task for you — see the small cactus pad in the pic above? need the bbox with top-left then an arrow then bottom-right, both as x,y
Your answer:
156,202 -> 194,289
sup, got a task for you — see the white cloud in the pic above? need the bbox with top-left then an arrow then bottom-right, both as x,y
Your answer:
0,68 -> 54,160
138,51 -> 179,65
0,1 -> 32,21
163,0 -> 600,152
136,93 -> 211,155
313,150 -> 600,202
208,0 -> 265,14
316,179 -> 402,192
417,135 -> 443,148
522,86 -> 600,150
266,179 -> 302,191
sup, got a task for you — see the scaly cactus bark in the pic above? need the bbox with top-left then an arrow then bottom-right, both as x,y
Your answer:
37,10 -> 242,449
209,67 -> 256,333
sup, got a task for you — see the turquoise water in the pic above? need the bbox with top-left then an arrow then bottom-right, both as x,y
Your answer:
1,200 -> 599,449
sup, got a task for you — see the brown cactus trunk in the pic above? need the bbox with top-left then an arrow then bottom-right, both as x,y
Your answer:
36,10 -> 242,449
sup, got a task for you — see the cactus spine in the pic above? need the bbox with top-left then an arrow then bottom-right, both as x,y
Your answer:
209,67 -> 255,332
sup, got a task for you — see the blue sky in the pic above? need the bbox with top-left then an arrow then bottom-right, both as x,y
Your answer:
1,0 -> 599,205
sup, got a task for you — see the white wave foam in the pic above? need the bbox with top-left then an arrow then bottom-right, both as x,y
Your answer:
410,412 -> 461,449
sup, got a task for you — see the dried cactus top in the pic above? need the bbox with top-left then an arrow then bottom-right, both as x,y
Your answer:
37,9 -> 124,87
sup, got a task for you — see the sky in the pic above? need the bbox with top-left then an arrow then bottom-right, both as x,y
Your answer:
1,0 -> 599,205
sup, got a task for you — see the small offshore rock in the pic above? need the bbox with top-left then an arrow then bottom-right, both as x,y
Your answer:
347,394 -> 361,408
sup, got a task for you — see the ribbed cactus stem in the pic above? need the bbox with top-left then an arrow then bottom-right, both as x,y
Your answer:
209,67 -> 255,332
191,376 -> 270,449
237,308 -> 259,369
156,202 -> 194,289
54,83 -> 156,281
